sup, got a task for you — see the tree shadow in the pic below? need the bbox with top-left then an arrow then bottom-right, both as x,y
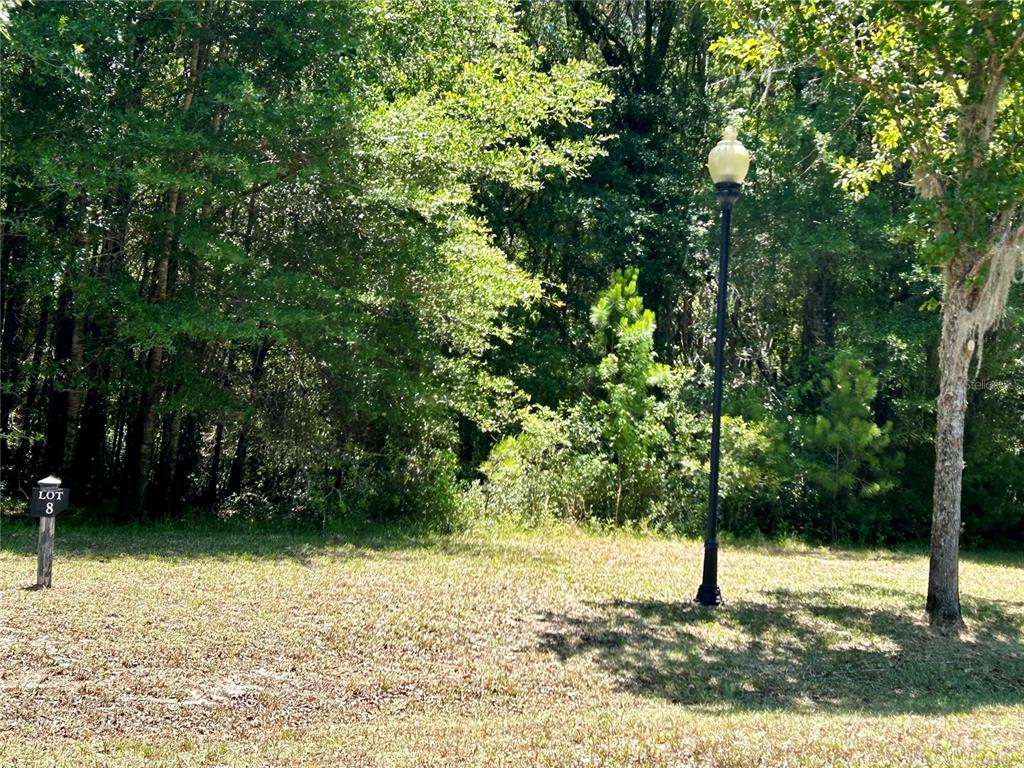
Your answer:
538,586 -> 1024,714
961,549 -> 1024,569
0,517 -> 557,567
720,543 -> 1024,570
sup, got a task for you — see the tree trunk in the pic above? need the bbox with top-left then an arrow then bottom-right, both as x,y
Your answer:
225,427 -> 248,498
0,230 -> 27,463
61,315 -> 86,470
110,387 -> 129,475
206,421 -> 224,510
801,254 -> 836,355
60,195 -> 93,474
138,347 -> 164,506
118,346 -> 164,517
927,278 -> 972,630
122,14 -> 208,515
72,189 -> 130,502
154,409 -> 182,516
172,414 -> 201,506
12,305 -> 50,486
72,385 -> 109,505
44,292 -> 76,474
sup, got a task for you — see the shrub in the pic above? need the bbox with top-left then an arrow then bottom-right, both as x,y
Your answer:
477,269 -> 788,533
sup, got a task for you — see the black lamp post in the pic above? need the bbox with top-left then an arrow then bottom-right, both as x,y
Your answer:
696,126 -> 750,607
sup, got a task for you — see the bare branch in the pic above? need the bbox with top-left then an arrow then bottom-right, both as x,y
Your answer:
568,0 -> 635,74
1004,26 -> 1024,68
649,0 -> 678,89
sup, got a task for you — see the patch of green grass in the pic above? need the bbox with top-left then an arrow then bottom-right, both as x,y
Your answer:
1,519 -> 1021,766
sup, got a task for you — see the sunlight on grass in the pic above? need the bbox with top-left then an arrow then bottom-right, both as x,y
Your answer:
1,520 -> 1021,767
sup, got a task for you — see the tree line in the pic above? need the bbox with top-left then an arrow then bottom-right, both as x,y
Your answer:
2,1 -> 1022,626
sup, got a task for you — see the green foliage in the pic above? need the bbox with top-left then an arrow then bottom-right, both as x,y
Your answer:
590,268 -> 670,522
962,312 -> 1024,545
796,352 -> 897,542
0,0 -> 608,523
478,270 -> 786,533
2,0 -> 1020,548
478,405 -> 612,523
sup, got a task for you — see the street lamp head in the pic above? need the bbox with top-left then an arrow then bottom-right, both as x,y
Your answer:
707,126 -> 750,185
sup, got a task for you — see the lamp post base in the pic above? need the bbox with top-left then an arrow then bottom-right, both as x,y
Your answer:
695,583 -> 722,606
696,541 -> 722,606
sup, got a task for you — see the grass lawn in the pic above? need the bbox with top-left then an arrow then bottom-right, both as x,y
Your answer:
1,518 -> 1022,767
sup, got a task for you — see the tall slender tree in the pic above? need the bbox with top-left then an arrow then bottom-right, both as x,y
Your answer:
733,0 -> 1024,628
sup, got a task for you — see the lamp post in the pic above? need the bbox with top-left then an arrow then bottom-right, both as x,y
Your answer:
696,126 -> 750,607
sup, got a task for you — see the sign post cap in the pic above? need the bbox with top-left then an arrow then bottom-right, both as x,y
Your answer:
37,475 -> 62,487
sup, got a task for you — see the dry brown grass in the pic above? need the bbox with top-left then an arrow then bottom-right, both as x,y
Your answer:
1,520 -> 1022,767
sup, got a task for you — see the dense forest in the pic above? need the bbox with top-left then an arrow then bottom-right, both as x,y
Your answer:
2,0 -> 1022,548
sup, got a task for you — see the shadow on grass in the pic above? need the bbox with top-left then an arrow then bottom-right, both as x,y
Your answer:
0,516 -> 513,565
538,586 -> 1024,714
720,542 -> 1024,569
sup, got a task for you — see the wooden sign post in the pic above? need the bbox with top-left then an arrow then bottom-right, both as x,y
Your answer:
30,475 -> 69,588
